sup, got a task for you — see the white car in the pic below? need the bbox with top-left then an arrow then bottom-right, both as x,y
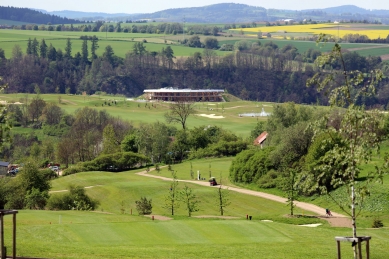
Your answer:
50,166 -> 59,171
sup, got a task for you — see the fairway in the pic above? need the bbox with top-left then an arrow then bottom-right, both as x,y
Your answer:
3,209 -> 389,258
0,94 -> 270,137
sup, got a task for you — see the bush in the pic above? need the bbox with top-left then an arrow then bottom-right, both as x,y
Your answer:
135,197 -> 152,215
47,185 -> 98,211
372,218 -> 384,228
62,166 -> 83,176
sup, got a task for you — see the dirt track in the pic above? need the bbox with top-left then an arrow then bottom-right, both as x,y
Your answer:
136,170 -> 344,216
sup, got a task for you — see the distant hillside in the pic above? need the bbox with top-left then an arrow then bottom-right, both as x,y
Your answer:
0,6 -> 82,24
38,10 -> 140,20
133,3 -> 267,23
3,4 -> 389,24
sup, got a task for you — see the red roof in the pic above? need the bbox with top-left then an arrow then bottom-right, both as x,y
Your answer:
254,131 -> 268,145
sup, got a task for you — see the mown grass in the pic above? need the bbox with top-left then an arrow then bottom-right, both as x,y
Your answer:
5,209 -> 387,259
1,93 -> 271,137
2,167 -> 389,259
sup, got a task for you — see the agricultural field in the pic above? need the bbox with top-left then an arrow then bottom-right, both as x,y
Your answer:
235,23 -> 389,40
1,23 -> 388,59
0,29 -> 231,59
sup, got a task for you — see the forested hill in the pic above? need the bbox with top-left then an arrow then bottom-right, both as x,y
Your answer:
139,3 -> 267,23
0,6 -> 82,24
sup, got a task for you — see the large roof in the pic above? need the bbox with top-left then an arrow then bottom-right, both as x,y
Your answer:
144,88 -> 224,93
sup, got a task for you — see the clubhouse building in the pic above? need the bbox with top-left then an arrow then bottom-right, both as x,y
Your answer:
144,88 -> 224,102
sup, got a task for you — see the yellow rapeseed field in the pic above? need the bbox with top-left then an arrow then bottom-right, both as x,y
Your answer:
236,23 -> 389,40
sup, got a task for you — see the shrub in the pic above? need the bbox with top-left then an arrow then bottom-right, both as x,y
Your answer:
135,197 -> 152,215
47,185 -> 98,211
372,218 -> 384,228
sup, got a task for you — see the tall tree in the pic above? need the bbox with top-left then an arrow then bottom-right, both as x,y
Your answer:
65,38 -> 72,58
81,39 -> 89,64
31,38 -> 39,56
90,36 -> 99,59
164,101 -> 195,130
102,124 -> 120,154
307,35 -> 388,259
39,39 -> 47,59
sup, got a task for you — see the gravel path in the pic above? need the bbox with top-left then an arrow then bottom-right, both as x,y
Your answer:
136,169 -> 350,227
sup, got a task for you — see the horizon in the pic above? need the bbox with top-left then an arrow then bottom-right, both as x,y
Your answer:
2,1 -> 389,14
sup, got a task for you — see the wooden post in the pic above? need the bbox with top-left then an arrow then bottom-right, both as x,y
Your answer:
337,240 -> 341,259
358,239 -> 362,259
0,213 -> 4,259
13,213 -> 16,259
366,239 -> 370,259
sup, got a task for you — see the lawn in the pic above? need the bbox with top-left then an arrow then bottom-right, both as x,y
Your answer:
1,94 -> 270,137
2,167 -> 389,259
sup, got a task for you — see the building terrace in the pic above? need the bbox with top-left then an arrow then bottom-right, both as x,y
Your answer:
144,88 -> 224,102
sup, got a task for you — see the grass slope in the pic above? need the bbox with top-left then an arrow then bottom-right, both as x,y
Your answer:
0,93 -> 270,137
2,166 -> 388,259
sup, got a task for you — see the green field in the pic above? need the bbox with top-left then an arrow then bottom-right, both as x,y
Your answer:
1,165 -> 388,259
0,29 -> 231,58
0,93 -> 271,137
1,28 -> 386,59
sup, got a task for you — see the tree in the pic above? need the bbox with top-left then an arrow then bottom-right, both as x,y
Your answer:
102,45 -> 115,66
163,172 -> 180,215
0,77 -> 10,147
65,38 -> 72,58
164,101 -> 195,130
90,36 -> 99,59
216,183 -> 230,216
135,197 -> 152,215
18,161 -> 51,209
29,95 -> 46,122
81,39 -> 88,64
121,133 -> 138,153
204,37 -> 218,49
39,39 -> 47,58
188,35 -> 202,48
307,35 -> 388,259
181,185 -> 199,217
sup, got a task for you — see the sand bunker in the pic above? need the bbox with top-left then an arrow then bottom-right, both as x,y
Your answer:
298,223 -> 322,227
197,114 -> 225,119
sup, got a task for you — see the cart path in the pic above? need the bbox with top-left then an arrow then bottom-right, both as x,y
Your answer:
136,170 -> 346,218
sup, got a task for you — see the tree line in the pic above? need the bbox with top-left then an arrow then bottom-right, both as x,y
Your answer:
0,6 -> 82,24
1,37 -> 389,106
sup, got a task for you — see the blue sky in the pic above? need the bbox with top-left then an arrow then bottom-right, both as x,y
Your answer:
3,0 -> 389,14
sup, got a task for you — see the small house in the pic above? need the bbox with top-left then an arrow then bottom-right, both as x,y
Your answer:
254,132 -> 268,148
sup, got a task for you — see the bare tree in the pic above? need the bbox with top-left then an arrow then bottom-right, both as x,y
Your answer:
164,101 -> 195,130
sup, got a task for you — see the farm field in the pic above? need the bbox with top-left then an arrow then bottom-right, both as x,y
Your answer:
0,93 -> 271,137
1,26 -> 388,59
0,29 -> 231,59
235,23 -> 389,40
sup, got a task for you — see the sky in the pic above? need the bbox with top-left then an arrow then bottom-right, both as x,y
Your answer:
3,0 -> 389,14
